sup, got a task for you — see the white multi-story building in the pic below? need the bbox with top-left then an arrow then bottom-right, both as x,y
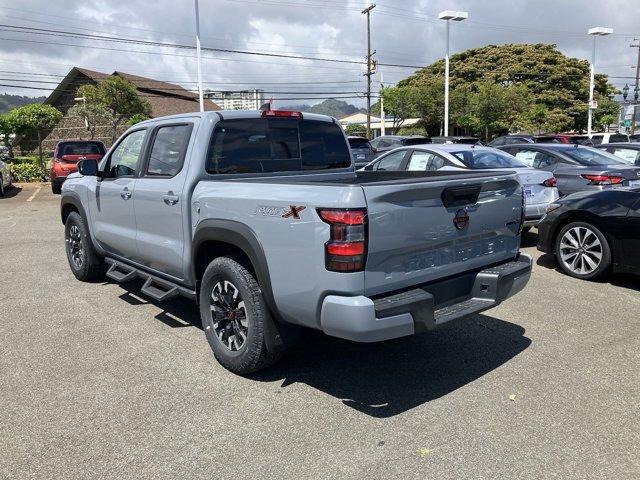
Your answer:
205,89 -> 265,110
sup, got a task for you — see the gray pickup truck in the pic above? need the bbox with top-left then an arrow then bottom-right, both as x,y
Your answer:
60,110 -> 532,374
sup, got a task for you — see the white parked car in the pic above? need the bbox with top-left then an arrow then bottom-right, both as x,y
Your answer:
589,132 -> 629,145
361,144 -> 560,229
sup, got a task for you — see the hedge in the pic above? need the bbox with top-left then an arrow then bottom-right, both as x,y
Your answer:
8,156 -> 48,182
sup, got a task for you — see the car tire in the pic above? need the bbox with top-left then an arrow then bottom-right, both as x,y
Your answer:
554,221 -> 611,281
199,256 -> 282,375
0,177 -> 4,197
64,211 -> 105,281
51,182 -> 62,194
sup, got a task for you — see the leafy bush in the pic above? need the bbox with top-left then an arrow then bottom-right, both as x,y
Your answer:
9,157 -> 47,182
397,126 -> 428,136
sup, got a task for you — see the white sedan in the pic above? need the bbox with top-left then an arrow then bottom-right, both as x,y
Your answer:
361,143 -> 560,229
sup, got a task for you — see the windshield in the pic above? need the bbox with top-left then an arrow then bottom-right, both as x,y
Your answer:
558,146 -> 626,166
452,149 -> 529,169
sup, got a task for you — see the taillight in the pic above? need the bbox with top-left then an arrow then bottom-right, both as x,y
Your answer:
542,177 -> 557,187
261,110 -> 303,118
581,174 -> 623,185
318,208 -> 367,272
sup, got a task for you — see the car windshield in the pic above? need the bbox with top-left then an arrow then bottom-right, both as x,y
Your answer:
348,138 -> 371,149
452,149 -> 528,169
556,146 -> 625,166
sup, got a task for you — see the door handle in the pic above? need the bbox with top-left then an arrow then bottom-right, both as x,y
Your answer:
120,188 -> 132,200
162,192 -> 179,206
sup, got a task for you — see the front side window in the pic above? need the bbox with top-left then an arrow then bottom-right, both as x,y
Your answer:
590,135 -> 603,145
146,124 -> 192,176
106,129 -> 146,178
206,118 -> 349,174
374,150 -> 406,171
406,151 -> 444,171
513,149 -> 558,168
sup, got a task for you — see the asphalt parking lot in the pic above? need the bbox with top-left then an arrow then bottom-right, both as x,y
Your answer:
1,183 -> 639,479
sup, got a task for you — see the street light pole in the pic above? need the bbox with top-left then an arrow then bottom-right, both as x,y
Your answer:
439,10 -> 468,138
194,0 -> 204,112
587,27 -> 613,136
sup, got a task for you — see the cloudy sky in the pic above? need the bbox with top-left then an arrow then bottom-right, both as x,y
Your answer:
0,0 -> 638,107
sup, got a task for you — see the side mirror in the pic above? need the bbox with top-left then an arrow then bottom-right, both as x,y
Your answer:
77,159 -> 99,176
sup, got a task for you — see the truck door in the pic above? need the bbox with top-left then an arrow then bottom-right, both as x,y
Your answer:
89,128 -> 147,259
133,122 -> 194,280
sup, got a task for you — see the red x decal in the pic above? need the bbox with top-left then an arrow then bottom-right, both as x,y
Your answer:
282,205 -> 306,219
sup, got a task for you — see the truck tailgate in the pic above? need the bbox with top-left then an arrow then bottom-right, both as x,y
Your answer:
362,173 -> 523,296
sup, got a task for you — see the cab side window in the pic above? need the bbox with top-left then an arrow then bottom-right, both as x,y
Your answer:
146,124 -> 192,177
106,130 -> 146,178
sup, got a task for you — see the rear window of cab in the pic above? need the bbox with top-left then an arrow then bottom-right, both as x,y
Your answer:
206,118 -> 351,174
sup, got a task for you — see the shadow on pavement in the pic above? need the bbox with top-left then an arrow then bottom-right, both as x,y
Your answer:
112,280 -> 531,418
253,315 -> 531,418
0,185 -> 22,199
536,253 -> 640,292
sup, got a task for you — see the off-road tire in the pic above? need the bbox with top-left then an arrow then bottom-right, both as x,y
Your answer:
199,256 -> 282,375
64,211 -> 105,281
554,221 -> 611,281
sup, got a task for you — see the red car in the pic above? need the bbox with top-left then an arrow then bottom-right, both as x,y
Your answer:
50,140 -> 106,194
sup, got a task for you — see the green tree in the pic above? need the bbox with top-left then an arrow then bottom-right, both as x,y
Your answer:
10,104 -> 62,166
79,76 -> 152,141
345,123 -> 366,136
68,103 -> 114,140
0,113 -> 16,157
593,94 -> 621,131
396,43 -> 616,134
525,104 -> 549,134
125,113 -> 152,127
377,85 -> 419,129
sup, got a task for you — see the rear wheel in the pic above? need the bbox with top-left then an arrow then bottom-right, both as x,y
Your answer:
554,221 -> 611,280
199,256 -> 282,375
51,182 -> 62,194
64,211 -> 105,281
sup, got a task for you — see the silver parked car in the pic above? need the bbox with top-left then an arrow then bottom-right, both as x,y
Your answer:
498,144 -> 640,196
361,144 -> 559,228
0,154 -> 12,197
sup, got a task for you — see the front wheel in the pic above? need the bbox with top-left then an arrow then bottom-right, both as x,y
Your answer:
64,211 -> 105,281
554,221 -> 611,280
199,256 -> 282,375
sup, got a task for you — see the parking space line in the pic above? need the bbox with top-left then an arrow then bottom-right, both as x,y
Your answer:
26,186 -> 42,202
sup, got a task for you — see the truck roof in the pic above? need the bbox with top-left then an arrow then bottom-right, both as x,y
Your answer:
134,110 -> 337,126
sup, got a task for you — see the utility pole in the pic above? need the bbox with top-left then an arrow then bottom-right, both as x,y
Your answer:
630,39 -> 640,135
194,0 -> 204,112
380,73 -> 385,136
362,4 -> 376,139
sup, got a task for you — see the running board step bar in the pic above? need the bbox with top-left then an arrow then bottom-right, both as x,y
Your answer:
104,258 -> 196,301
140,277 -> 179,302
106,261 -> 137,282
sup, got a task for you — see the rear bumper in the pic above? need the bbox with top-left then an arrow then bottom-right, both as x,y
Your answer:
320,253 -> 532,342
524,203 -> 551,226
